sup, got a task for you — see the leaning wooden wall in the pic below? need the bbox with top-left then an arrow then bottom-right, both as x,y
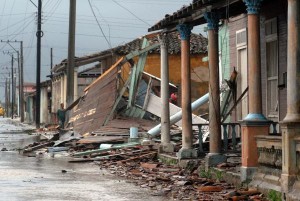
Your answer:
70,60 -> 121,135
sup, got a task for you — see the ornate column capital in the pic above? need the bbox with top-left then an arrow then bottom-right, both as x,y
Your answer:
158,33 -> 169,48
176,24 -> 193,40
204,12 -> 220,30
243,0 -> 264,14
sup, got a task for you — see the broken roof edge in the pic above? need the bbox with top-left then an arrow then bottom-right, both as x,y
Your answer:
52,31 -> 208,74
84,57 -> 125,92
148,0 -> 243,32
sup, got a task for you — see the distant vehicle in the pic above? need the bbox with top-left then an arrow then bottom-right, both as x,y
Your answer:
0,107 -> 5,117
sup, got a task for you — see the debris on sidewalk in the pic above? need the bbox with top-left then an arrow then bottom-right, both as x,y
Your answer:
67,144 -> 264,201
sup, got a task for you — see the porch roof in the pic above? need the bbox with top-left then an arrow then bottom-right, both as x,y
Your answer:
148,0 -> 246,32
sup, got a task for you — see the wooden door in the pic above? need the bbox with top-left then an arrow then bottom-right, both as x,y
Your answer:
237,47 -> 248,120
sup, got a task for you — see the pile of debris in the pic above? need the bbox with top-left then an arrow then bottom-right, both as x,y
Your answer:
19,123 -> 263,200
69,143 -> 266,201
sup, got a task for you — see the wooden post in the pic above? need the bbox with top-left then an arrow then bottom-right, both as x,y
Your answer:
281,0 -> 300,196
158,33 -> 174,153
241,0 -> 270,181
176,24 -> 197,159
204,12 -> 226,167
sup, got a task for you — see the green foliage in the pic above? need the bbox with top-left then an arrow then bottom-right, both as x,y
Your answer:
199,168 -> 213,179
268,190 -> 282,201
199,168 -> 224,182
214,169 -> 223,182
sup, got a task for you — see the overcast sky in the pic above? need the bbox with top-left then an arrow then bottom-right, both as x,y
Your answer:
0,0 -> 205,103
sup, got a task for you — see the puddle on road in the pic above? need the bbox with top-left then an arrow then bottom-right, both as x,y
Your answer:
0,132 -> 40,151
0,152 -> 169,201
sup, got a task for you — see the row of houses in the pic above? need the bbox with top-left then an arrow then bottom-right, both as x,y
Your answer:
22,0 -> 300,199
146,0 -> 298,200
24,31 -> 209,131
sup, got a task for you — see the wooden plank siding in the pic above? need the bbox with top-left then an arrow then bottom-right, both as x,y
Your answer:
228,14 -> 248,122
69,64 -> 119,135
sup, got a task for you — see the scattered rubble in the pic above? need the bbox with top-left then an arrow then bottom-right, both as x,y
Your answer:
19,124 -> 267,200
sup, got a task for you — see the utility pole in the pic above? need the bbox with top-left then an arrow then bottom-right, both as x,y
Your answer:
20,41 -> 24,122
0,40 -> 24,122
50,47 -> 53,116
11,55 -> 14,119
67,0 -> 76,107
36,0 -> 43,128
5,78 -> 8,117
17,51 -> 20,117
50,48 -> 53,75
7,76 -> 10,117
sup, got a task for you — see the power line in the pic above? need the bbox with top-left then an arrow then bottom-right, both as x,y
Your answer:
88,0 -> 112,49
43,0 -> 62,23
29,0 -> 38,8
112,0 -> 151,26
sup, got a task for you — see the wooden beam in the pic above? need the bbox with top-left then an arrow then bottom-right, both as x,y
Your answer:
142,77 -> 152,110
84,57 -> 124,92
128,38 -> 149,108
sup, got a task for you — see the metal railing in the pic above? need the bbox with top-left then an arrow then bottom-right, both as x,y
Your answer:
194,123 -> 241,153
269,121 -> 280,135
194,121 -> 280,155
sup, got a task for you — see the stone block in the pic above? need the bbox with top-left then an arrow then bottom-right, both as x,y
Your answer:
140,139 -> 155,146
205,153 -> 227,169
158,143 -> 175,153
177,148 -> 197,159
178,158 -> 202,169
158,153 -> 178,166
240,166 -> 257,182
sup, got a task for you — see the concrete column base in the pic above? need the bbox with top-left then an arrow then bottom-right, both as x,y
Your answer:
281,173 -> 297,193
241,118 -> 270,168
240,166 -> 257,182
205,153 -> 227,169
177,148 -> 197,159
128,138 -> 140,143
280,122 -> 300,197
158,143 -> 175,153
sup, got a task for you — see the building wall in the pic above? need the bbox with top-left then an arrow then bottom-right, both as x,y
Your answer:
227,1 -> 287,123
228,14 -> 248,121
219,21 -> 231,81
77,77 -> 97,98
51,75 -> 63,113
25,96 -> 34,123
40,87 -> 49,125
261,0 -> 287,121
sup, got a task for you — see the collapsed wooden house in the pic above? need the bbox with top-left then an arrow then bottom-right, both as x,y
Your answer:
67,32 -> 208,138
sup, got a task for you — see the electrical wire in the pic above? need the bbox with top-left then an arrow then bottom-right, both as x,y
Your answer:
0,0 -> 7,29
43,0 -> 62,23
88,0 -> 112,49
92,2 -> 112,47
112,0 -> 151,26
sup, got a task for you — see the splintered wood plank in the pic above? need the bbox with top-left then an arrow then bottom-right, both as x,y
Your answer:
77,136 -> 125,144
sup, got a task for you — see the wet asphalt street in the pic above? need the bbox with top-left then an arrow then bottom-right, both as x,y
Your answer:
0,152 -> 169,201
0,118 -> 168,201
